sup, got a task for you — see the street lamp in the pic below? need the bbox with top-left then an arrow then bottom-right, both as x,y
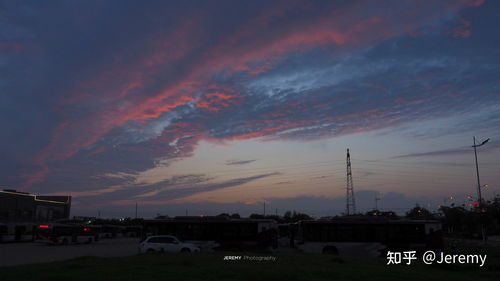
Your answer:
472,136 -> 489,205
472,137 -> 490,244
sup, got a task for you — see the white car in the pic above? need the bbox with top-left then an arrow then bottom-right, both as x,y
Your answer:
139,235 -> 200,253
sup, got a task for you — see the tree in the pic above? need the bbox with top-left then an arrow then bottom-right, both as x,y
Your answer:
216,213 -> 230,218
283,211 -> 292,222
292,211 -> 312,222
249,213 -> 265,219
365,210 -> 398,218
439,206 -> 466,234
230,213 -> 241,219
406,205 -> 435,220
486,197 -> 500,235
282,210 -> 312,223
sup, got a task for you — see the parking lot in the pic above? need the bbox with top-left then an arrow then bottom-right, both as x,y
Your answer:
0,238 -> 141,267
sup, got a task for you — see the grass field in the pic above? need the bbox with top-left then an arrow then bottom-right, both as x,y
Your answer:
1,247 -> 499,281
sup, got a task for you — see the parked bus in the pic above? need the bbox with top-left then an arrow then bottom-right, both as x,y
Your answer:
294,218 -> 443,256
143,216 -> 278,251
123,225 -> 142,237
98,225 -> 122,239
53,219 -> 103,241
0,223 -> 35,242
34,223 -> 97,245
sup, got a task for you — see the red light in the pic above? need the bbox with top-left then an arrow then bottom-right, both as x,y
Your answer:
38,225 -> 49,228
472,202 -> 479,207
83,228 -> 89,231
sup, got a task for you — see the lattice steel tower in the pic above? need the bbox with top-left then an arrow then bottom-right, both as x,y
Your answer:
346,148 -> 356,215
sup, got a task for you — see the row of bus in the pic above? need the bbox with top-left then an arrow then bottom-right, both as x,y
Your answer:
0,222 -> 142,243
140,216 -> 443,255
2,217 -> 443,255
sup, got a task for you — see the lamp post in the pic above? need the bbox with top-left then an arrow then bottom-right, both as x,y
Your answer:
472,137 -> 489,205
472,136 -> 489,243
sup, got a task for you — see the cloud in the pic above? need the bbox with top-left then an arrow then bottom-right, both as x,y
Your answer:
53,172 -> 281,211
1,0 -> 498,206
113,172 -> 282,205
133,174 -> 215,199
225,159 -> 257,166
393,139 -> 500,159
393,147 -> 471,158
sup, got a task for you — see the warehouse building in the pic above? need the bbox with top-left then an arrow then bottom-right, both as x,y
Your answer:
0,189 -> 71,222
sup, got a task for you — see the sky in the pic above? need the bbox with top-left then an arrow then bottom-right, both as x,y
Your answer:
1,0 -> 499,218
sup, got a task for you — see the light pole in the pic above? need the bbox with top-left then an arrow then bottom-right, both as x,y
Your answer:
472,136 -> 489,243
472,136 -> 489,205
374,196 -> 380,210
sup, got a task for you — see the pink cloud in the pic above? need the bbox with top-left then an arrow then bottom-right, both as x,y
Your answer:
22,0 -> 478,188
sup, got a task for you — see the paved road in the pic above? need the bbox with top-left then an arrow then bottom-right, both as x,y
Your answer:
0,238 -> 141,267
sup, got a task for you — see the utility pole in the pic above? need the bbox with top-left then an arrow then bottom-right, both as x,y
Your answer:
346,148 -> 356,215
263,202 -> 266,216
135,202 -> 138,219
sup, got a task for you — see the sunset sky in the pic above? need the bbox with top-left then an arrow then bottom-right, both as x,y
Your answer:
1,0 -> 499,218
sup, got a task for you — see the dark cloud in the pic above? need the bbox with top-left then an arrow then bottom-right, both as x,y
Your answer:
225,159 -> 257,166
394,147 -> 472,158
131,172 -> 282,202
65,172 -> 281,211
393,139 -> 500,158
1,0 -> 498,216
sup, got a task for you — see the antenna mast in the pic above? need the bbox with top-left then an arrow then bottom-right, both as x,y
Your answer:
346,148 -> 356,215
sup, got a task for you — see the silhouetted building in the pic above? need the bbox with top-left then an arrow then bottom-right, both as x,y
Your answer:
0,189 -> 71,222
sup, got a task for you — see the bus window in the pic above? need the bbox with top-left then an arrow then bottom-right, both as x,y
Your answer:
373,226 -> 387,242
353,225 -> 369,242
319,224 -> 336,241
337,225 -> 353,242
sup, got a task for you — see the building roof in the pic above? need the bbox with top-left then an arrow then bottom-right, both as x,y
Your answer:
1,189 -> 70,204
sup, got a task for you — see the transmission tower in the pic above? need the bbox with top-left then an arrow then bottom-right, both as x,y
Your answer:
346,148 -> 356,215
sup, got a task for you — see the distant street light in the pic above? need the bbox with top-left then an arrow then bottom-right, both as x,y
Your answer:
443,196 -> 455,206
472,137 -> 489,205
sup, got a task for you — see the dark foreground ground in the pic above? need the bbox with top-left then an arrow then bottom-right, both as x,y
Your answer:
1,245 -> 499,281
0,238 -> 141,267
